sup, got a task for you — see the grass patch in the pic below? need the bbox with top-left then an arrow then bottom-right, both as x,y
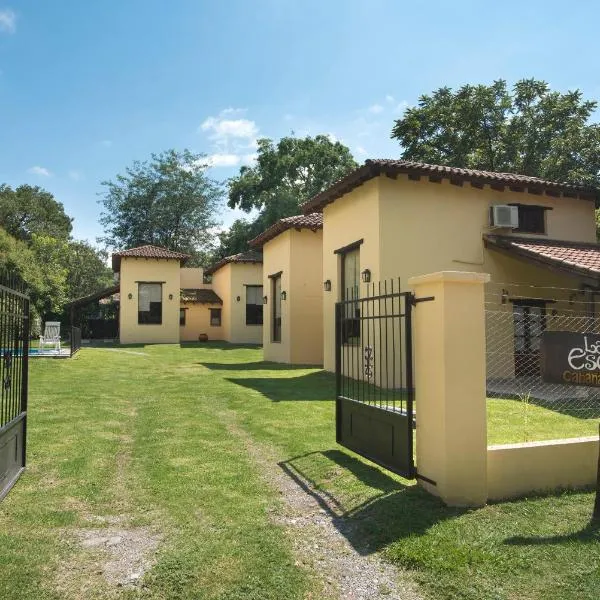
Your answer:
1,343 -> 598,599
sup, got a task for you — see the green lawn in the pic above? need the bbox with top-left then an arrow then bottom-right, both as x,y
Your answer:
0,343 -> 598,599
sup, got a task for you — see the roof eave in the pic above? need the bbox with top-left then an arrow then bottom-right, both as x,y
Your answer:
483,235 -> 600,286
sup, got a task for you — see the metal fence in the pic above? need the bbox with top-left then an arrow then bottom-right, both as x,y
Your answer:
485,282 -> 600,440
0,273 -> 29,500
70,326 -> 82,357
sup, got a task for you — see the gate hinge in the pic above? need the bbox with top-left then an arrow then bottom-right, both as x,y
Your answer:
411,295 -> 435,306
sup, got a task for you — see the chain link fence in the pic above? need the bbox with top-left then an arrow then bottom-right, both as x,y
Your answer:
485,282 -> 600,442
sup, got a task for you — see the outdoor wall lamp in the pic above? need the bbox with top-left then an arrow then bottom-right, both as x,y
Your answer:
281,291 -> 287,301
168,293 -> 173,300
263,296 -> 268,304
323,279 -> 332,292
128,293 -> 133,300
361,269 -> 371,284
236,296 -> 241,302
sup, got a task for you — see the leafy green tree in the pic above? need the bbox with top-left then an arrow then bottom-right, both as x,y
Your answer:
64,240 -> 113,300
218,135 -> 357,257
228,136 -> 358,215
99,149 -> 221,260
391,79 -> 600,186
0,184 -> 73,241
214,218 -> 264,259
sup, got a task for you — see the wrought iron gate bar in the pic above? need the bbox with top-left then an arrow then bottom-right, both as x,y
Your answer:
0,273 -> 29,502
335,280 -> 415,479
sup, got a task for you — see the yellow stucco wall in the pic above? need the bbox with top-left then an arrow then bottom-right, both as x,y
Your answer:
487,437 -> 599,500
179,302 -> 224,341
211,262 -> 263,344
180,268 -> 211,289
262,231 -> 292,362
119,257 -> 181,344
210,266 -> 232,340
321,174 -> 597,370
262,228 -> 323,364
289,228 -> 323,364
322,178 -> 381,371
378,174 -> 596,283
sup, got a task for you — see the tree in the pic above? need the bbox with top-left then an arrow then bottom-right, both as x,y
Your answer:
0,184 -> 73,242
228,135 -> 358,216
391,79 -> 600,186
214,218 -> 265,259
99,149 -> 221,260
64,240 -> 113,300
217,135 -> 357,257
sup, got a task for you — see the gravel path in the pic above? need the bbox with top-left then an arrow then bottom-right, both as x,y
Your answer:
225,417 -> 423,600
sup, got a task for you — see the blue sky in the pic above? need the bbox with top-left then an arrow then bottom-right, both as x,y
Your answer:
1,0 -> 600,245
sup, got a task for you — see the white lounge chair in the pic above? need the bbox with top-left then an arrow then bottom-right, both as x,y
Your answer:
39,322 -> 61,353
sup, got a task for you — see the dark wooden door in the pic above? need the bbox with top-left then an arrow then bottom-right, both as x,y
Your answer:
513,301 -> 547,377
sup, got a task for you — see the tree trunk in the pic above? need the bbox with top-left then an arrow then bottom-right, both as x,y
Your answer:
594,423 -> 600,521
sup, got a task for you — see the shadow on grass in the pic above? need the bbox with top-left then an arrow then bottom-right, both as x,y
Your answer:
504,517 -> 600,545
180,341 -> 262,350
225,371 -> 335,402
279,449 -> 463,555
200,361 -> 318,371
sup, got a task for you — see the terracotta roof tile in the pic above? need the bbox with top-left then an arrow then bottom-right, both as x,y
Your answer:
484,235 -> 600,279
204,250 -> 263,276
112,245 -> 190,271
301,159 -> 599,213
249,213 -> 323,247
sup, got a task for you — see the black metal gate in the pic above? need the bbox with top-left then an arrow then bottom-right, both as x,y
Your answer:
0,275 -> 29,501
335,280 -> 415,478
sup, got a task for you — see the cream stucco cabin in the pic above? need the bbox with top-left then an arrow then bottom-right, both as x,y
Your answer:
300,159 -> 600,372
249,214 -> 323,365
113,245 -> 263,345
204,250 -> 264,344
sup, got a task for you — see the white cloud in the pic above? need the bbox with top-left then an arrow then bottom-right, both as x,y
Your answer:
100,139 -> 112,147
200,109 -> 259,142
355,146 -> 368,156
200,153 -> 241,168
28,166 -> 52,177
0,9 -> 16,34
68,170 -> 83,181
385,94 -> 396,104
198,108 -> 261,169
368,104 -> 384,114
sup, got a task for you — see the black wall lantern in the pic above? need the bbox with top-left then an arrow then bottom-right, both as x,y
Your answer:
281,291 -> 287,301
263,296 -> 268,304
323,279 -> 331,292
168,293 -> 174,300
128,293 -> 133,300
361,269 -> 371,283
236,295 -> 241,302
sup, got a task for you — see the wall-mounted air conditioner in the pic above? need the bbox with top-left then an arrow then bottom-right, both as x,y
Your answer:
490,204 -> 519,229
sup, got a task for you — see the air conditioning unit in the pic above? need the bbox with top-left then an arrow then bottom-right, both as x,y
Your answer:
490,204 -> 519,229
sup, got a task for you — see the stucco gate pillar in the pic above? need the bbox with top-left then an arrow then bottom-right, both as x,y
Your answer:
408,271 -> 490,507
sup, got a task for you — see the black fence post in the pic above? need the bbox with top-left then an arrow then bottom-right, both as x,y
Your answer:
21,297 -> 29,469
335,302 -> 343,443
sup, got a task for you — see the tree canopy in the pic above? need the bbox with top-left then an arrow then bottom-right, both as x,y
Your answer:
216,135 -> 357,257
228,135 -> 358,215
99,149 -> 221,261
0,184 -> 73,241
391,79 -> 600,185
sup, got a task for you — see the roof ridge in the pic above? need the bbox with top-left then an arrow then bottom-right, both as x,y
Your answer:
302,160 -> 599,214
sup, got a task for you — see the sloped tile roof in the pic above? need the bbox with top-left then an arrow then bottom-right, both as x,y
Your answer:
249,213 -> 323,247
180,288 -> 223,304
484,235 -> 600,279
112,245 -> 190,271
204,250 -> 263,276
301,159 -> 599,213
